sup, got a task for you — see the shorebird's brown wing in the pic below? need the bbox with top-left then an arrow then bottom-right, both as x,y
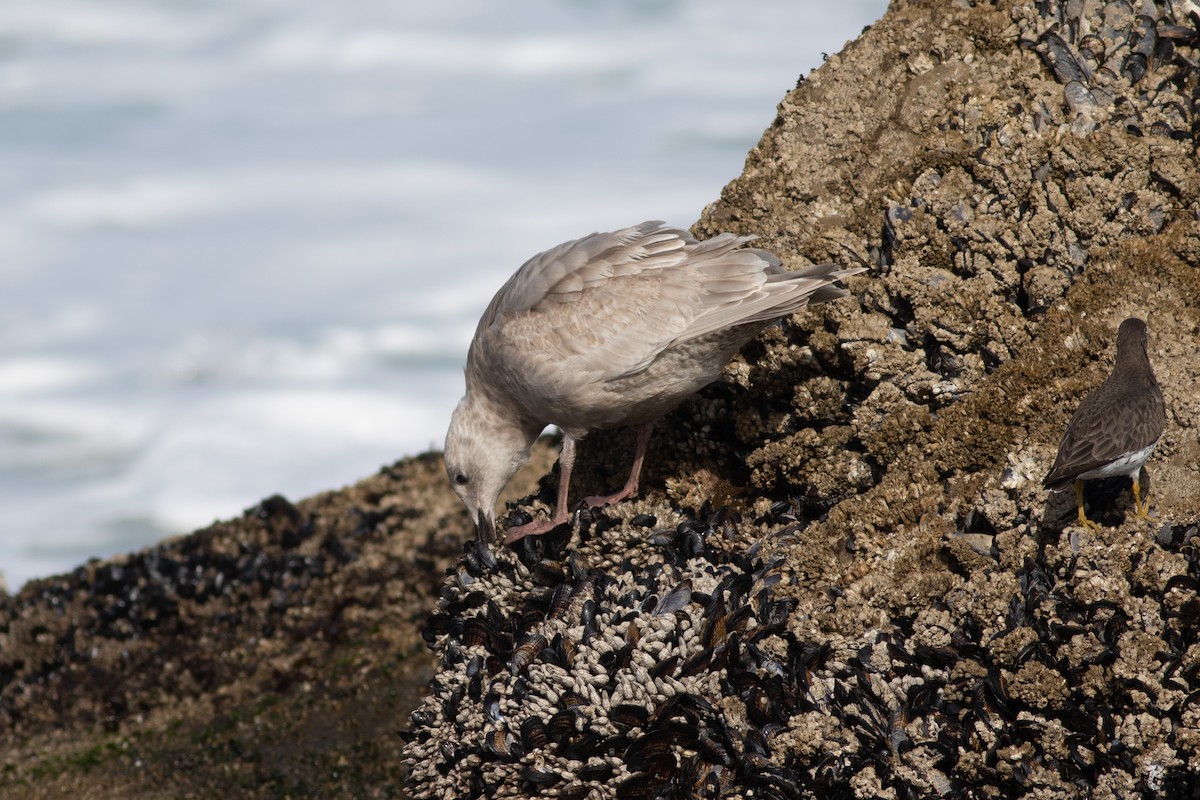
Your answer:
1043,382 -> 1165,490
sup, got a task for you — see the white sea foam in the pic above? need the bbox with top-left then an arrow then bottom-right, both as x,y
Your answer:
0,356 -> 97,394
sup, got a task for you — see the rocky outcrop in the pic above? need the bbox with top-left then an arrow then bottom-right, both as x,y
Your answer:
0,450 -> 555,797
404,0 -> 1200,797
3,0 -> 1199,797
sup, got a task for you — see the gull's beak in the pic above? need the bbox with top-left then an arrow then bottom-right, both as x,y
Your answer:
475,510 -> 495,543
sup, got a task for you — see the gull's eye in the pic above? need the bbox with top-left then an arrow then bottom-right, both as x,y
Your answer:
454,473 -> 469,486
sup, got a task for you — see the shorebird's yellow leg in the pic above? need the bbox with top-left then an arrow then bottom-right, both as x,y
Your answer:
1132,477 -> 1150,518
1075,480 -> 1100,530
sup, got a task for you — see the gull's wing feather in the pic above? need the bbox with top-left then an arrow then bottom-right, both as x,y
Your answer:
472,222 -> 860,385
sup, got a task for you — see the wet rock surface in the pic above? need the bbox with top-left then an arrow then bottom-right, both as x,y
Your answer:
4,0 -> 1200,797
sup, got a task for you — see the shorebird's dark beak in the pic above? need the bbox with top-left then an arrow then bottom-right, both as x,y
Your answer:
475,511 -> 495,543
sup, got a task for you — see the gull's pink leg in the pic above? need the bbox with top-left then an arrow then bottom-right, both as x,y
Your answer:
503,435 -> 578,544
582,422 -> 653,509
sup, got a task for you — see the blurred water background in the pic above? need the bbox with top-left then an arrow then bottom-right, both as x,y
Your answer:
0,0 -> 887,590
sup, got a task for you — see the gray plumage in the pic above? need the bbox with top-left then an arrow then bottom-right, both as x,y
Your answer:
1044,317 -> 1165,524
445,220 -> 864,543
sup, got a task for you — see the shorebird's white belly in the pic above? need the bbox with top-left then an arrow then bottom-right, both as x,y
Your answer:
1076,441 -> 1158,482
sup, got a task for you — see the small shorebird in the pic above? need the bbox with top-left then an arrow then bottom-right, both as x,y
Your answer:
1044,317 -> 1166,529
444,221 -> 863,544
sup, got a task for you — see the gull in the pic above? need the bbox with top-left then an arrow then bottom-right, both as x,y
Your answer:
1044,317 -> 1166,529
444,221 -> 864,544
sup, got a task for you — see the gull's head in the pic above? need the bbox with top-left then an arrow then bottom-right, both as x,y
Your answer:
444,394 -> 532,541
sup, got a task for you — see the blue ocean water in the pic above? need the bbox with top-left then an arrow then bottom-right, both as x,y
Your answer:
0,0 -> 888,590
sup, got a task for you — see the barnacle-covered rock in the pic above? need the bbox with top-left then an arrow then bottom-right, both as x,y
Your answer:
402,509 -> 819,798
687,0 -> 1200,522
407,0 -> 1200,797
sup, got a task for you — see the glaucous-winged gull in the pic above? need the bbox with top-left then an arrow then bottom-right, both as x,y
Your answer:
1044,317 -> 1166,529
445,220 -> 864,543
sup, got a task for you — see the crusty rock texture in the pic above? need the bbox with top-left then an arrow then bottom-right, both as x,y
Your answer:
4,0 -> 1200,797
0,451 -> 557,798
405,0 -> 1200,797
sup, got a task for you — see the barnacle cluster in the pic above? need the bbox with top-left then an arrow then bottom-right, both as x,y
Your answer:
404,500 -> 1200,797
402,507 -> 812,799
1018,0 -> 1199,138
